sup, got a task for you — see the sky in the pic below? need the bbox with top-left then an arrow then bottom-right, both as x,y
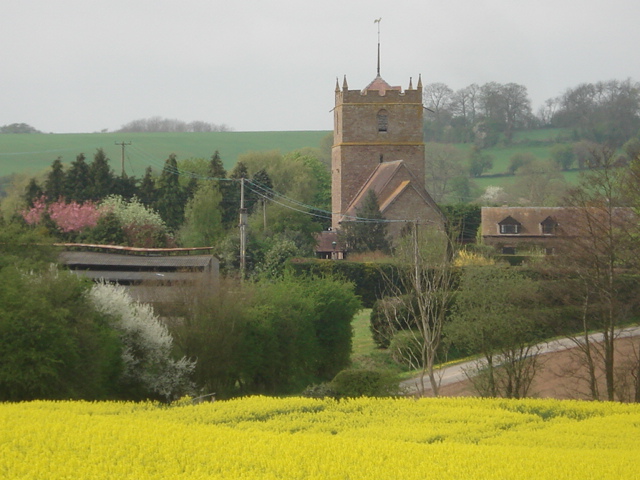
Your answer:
2,0 -> 640,134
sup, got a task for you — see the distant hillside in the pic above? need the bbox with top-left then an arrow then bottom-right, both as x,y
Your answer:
0,131 -> 331,178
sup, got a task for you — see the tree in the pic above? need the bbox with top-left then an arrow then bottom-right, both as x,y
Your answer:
550,144 -> 576,171
23,178 -> 43,208
209,150 -> 227,178
468,146 -> 493,177
379,224 -> 454,396
44,157 -> 66,202
506,160 -> 568,206
507,152 -> 535,175
0,123 -> 41,134
424,142 -> 467,203
552,79 -> 640,147
88,148 -> 115,200
339,190 -> 390,254
0,267 -> 121,401
553,148 -> 639,401
65,153 -> 92,202
138,167 -> 156,206
446,266 -> 544,399
251,168 -> 274,230
154,154 -> 186,231
179,182 -> 224,247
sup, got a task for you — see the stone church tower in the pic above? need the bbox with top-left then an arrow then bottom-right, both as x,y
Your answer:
331,73 -> 425,231
329,68 -> 444,244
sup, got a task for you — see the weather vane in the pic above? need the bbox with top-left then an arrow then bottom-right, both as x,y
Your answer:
374,18 -> 382,76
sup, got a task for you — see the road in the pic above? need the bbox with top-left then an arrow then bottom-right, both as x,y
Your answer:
400,325 -> 640,394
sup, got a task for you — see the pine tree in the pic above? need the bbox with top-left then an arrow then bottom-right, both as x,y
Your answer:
64,153 -> 91,202
89,148 -> 115,200
24,178 -> 43,207
209,150 -> 226,178
138,167 -> 156,206
154,154 -> 186,231
340,190 -> 390,253
44,157 -> 66,202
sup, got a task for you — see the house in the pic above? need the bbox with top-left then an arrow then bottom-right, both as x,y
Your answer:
481,207 -> 572,255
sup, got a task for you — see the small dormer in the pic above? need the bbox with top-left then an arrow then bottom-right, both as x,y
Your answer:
498,216 -> 521,234
540,216 -> 558,235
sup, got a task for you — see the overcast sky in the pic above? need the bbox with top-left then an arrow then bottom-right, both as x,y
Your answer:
2,0 -> 640,134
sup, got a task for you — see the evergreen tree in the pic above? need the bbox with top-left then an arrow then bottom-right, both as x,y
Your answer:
44,157 -> 66,202
209,150 -> 226,178
23,178 -> 43,207
340,190 -> 390,254
89,148 -> 115,200
138,167 -> 156,206
112,174 -> 139,201
64,153 -> 91,202
154,154 -> 186,231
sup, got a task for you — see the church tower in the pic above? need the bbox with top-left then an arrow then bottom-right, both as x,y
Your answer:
331,73 -> 425,230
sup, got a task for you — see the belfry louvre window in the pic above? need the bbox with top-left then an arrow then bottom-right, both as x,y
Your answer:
377,110 -> 388,132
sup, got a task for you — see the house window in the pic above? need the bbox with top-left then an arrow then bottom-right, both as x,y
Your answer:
377,110 -> 388,132
498,216 -> 521,235
540,217 -> 558,235
500,224 -> 519,234
502,246 -> 516,255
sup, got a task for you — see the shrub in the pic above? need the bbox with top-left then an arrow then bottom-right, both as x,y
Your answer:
331,368 -> 401,397
370,295 -> 417,348
89,283 -> 195,400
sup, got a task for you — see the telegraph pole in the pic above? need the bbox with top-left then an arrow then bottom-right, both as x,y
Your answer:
239,177 -> 247,280
115,141 -> 131,177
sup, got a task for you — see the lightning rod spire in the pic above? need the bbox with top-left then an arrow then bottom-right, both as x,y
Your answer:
374,17 -> 382,76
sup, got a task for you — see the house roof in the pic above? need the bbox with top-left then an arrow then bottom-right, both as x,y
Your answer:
314,230 -> 345,253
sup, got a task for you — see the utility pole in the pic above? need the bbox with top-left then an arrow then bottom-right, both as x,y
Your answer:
239,177 -> 247,280
115,141 -> 131,177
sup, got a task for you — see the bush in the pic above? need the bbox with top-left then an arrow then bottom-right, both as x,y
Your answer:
389,330 -> 424,369
301,382 -> 337,399
331,369 -> 401,397
89,283 -> 195,401
0,267 -> 122,401
369,295 -> 417,348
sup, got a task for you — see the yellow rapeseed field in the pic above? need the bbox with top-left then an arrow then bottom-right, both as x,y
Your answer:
1,396 -> 639,479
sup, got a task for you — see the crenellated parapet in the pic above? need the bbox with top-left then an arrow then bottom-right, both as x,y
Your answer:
335,75 -> 423,106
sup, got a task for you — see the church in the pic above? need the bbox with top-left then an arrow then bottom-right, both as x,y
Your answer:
316,61 -> 444,259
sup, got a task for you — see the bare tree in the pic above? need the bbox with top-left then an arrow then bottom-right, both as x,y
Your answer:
379,223 -> 454,396
555,147 -> 639,401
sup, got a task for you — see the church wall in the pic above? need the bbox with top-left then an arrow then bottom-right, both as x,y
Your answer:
383,190 -> 445,240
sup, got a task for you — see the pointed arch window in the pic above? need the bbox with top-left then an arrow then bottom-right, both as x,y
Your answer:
377,109 -> 388,132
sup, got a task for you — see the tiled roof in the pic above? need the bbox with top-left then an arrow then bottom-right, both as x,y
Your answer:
314,231 -> 345,253
362,74 -> 401,93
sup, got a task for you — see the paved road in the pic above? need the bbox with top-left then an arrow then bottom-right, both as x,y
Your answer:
400,325 -> 640,394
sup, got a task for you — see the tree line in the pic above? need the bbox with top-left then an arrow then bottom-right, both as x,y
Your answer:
423,78 -> 640,148
12,145 -> 332,277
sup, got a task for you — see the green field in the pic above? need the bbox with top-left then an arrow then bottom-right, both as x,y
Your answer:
1,127 -> 584,194
0,131 -> 331,178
